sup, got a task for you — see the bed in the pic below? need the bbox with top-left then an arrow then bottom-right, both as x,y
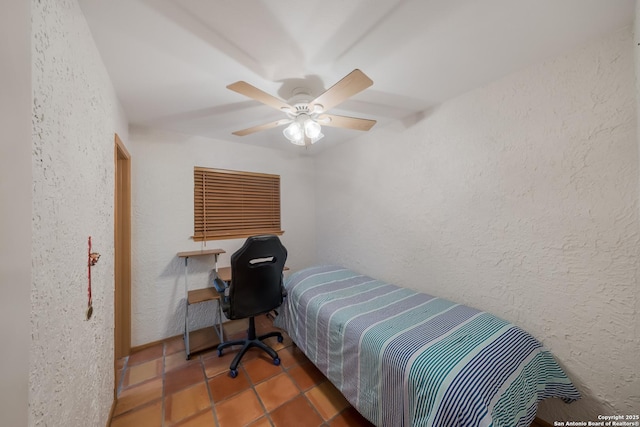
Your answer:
274,265 -> 580,427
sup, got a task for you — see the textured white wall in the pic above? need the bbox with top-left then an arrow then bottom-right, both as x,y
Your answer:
635,3 -> 640,399
0,0 -> 32,426
637,0 -> 640,236
130,127 -> 316,346
316,27 -> 638,421
31,0 -> 129,425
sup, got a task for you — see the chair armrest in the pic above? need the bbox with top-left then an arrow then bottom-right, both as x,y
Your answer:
213,276 -> 231,315
213,277 -> 228,293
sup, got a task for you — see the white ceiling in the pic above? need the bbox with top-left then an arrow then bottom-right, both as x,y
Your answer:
78,0 -> 634,153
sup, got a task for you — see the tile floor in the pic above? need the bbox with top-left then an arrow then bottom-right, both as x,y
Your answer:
110,314 -> 547,427
110,314 -> 375,427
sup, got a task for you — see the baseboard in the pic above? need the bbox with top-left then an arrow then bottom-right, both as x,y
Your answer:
106,397 -> 116,427
130,333 -> 182,354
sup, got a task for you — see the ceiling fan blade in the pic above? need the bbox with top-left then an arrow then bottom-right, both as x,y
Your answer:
232,119 -> 291,136
227,81 -> 294,113
318,114 -> 376,131
310,69 -> 373,113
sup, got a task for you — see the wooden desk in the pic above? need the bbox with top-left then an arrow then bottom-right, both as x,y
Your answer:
177,261 -> 290,358
176,249 -> 225,259
177,249 -> 225,359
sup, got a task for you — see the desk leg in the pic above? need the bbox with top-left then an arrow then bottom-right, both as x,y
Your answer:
214,298 -> 224,344
183,257 -> 191,360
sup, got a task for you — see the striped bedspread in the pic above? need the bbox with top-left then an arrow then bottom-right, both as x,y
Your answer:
274,265 -> 580,427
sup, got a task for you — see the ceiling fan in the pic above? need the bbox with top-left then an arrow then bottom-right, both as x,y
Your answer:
227,69 -> 376,146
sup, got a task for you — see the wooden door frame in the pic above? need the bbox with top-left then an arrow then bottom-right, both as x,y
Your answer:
114,134 -> 131,386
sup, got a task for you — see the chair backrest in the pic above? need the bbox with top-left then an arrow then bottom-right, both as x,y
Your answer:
227,235 -> 287,319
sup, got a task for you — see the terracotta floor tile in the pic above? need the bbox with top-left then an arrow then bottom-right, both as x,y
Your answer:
112,327 -> 373,427
166,350 -> 199,372
269,395 -> 323,427
127,344 -> 164,366
197,346 -> 219,360
123,358 -> 162,388
173,409 -> 216,427
305,381 -> 350,421
165,382 -> 212,425
261,334 -> 293,352
247,416 -> 272,427
281,345 -> 310,367
165,362 -> 205,395
215,389 -> 263,427
243,354 -> 283,384
288,362 -> 326,391
274,345 -> 300,369
224,332 -> 247,343
202,351 -> 238,378
254,373 -> 299,412
329,407 -> 375,427
110,400 -> 162,427
239,346 -> 267,363
165,336 -> 186,355
222,318 -> 249,336
114,377 -> 163,417
217,334 -> 273,362
207,370 -> 251,402
255,313 -> 271,324
254,314 -> 275,331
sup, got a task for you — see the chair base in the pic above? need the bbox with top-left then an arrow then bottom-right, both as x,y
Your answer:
217,316 -> 283,377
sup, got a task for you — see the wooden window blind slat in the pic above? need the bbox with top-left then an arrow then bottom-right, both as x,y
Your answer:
193,167 -> 283,241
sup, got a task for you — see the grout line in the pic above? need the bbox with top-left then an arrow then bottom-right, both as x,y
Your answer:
201,356 -> 220,427
245,363 -> 271,424
302,389 -> 328,426
119,316 -> 357,427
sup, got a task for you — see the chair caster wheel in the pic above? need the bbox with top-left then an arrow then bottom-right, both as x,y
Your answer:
230,369 -> 238,378
217,349 -> 223,357
277,335 -> 283,343
273,357 -> 280,366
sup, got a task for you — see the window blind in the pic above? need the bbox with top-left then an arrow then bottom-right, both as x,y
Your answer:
193,167 -> 283,241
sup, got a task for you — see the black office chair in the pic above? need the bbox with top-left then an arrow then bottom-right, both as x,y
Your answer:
217,235 -> 287,378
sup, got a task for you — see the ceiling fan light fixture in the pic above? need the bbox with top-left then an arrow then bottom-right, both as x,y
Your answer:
290,134 -> 306,146
284,115 -> 323,146
283,122 -> 303,142
304,119 -> 322,139
309,132 -> 324,144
